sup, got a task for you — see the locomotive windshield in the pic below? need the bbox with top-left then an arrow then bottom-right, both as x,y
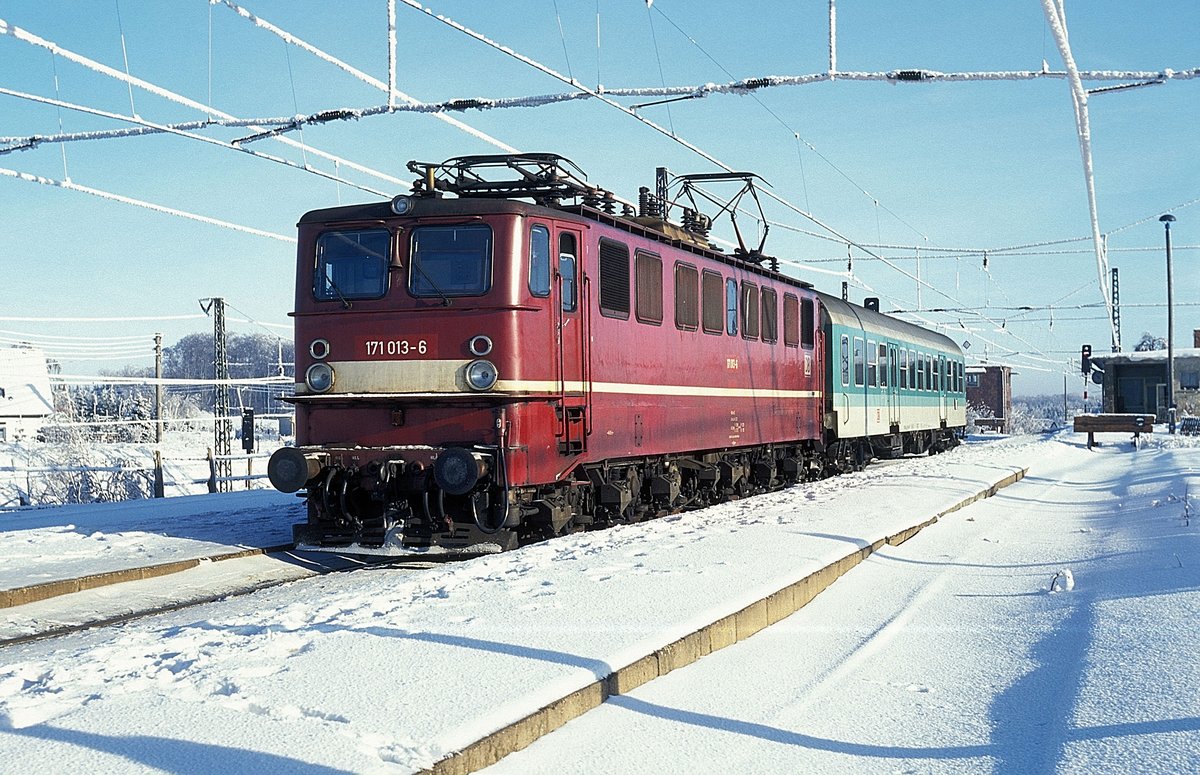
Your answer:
313,229 -> 390,302
409,224 -> 493,298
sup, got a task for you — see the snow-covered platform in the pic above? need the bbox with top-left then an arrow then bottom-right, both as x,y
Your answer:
3,434 -> 1198,773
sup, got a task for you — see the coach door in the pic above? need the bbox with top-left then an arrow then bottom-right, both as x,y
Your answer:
554,228 -> 588,454
888,343 -> 901,429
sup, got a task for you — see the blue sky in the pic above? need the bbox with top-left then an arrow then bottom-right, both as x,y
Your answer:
2,1 -> 1198,396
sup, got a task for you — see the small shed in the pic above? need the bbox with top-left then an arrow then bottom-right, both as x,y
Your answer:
1090,346 -> 1200,420
0,346 -> 55,442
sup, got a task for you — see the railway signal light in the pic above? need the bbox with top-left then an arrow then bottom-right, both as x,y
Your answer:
1081,344 -> 1092,375
241,408 -> 255,453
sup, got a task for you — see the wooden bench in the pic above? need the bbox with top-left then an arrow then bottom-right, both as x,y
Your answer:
1073,413 -> 1155,449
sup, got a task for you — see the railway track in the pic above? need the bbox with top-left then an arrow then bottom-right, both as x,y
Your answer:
0,546 -> 476,647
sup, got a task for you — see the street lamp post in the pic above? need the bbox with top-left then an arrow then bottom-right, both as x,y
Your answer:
1161,214 -> 1177,434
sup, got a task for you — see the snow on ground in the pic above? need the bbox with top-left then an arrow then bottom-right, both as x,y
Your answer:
1,432 -> 1198,773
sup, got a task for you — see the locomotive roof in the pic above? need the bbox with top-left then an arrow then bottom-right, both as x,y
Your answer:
816,290 -> 962,356
297,196 -> 813,290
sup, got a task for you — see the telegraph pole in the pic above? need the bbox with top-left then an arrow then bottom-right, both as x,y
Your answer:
201,297 -> 232,490
1161,215 -> 1177,433
154,332 -> 163,444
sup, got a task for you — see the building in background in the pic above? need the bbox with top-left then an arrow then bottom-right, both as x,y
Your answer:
966,365 -> 1013,433
1090,330 -> 1200,421
0,346 -> 54,442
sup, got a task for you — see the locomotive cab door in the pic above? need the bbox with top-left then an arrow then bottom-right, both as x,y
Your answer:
554,228 -> 589,455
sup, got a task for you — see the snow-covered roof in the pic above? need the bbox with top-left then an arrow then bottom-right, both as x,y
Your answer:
0,347 -> 54,418
1092,347 -> 1200,365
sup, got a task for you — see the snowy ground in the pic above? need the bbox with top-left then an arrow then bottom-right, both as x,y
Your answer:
1,432 -> 1198,773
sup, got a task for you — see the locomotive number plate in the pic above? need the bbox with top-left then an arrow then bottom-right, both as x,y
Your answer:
359,336 -> 436,358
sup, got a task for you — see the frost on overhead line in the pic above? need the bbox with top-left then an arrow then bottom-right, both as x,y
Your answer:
0,167 -> 296,244
1041,0 -> 1116,349
0,16 -> 406,188
210,0 -> 519,154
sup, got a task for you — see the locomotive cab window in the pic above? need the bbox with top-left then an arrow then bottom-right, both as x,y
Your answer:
559,233 -> 578,312
598,238 -> 631,319
800,298 -> 815,348
314,228 -> 390,302
529,224 -> 551,297
408,224 -> 492,298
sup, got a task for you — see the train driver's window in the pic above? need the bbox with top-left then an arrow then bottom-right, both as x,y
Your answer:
558,233 -> 577,312
800,298 -> 815,348
853,337 -> 865,386
725,279 -> 738,336
529,225 -> 551,297
315,228 -> 390,301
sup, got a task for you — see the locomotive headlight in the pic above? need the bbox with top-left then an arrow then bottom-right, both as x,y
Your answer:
305,362 -> 335,393
390,195 -> 413,215
465,359 -> 498,391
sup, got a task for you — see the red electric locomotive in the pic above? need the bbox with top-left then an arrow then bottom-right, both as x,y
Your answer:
268,154 -> 830,550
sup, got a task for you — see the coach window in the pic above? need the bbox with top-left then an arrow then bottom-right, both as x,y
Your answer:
909,349 -> 917,390
725,279 -> 738,336
840,334 -> 851,386
801,298 -> 815,348
528,225 -> 551,297
761,287 -> 778,343
853,337 -> 865,386
925,354 -> 933,391
783,293 -> 799,347
409,224 -> 492,298
958,361 -> 964,392
917,352 -> 926,391
940,356 -> 947,392
899,349 -> 909,389
559,233 -> 577,312
635,250 -> 663,325
675,263 -> 699,330
315,228 -> 390,301
878,343 -> 889,388
741,281 -> 760,339
598,238 -> 631,319
701,270 -> 724,334
867,340 -> 878,387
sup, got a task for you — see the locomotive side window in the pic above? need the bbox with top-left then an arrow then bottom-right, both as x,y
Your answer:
409,224 -> 492,298
701,270 -> 723,334
800,298 -> 815,348
598,238 -> 631,319
725,279 -> 738,336
675,263 -> 699,330
741,282 -> 759,340
761,288 -> 778,343
314,228 -> 390,301
635,251 -> 663,325
853,337 -> 865,386
840,335 -> 850,386
529,225 -> 551,297
783,293 -> 799,347
559,232 -> 577,312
